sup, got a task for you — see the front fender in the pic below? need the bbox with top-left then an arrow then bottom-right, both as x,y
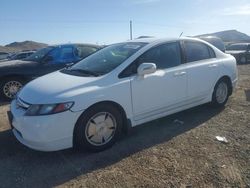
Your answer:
70,79 -> 133,120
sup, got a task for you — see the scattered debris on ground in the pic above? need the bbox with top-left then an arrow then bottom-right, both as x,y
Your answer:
215,136 -> 228,143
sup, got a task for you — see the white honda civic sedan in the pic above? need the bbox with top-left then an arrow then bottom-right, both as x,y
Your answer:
8,37 -> 237,152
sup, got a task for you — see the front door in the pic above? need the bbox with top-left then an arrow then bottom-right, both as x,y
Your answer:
130,42 -> 187,121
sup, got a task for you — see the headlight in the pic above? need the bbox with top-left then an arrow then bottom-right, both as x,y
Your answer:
25,102 -> 74,116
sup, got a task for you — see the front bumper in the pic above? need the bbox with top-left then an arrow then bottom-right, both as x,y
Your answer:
9,100 -> 83,151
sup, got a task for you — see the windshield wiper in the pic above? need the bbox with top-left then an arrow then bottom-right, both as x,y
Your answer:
69,68 -> 100,77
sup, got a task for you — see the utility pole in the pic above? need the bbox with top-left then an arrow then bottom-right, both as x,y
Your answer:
130,20 -> 133,40
179,32 -> 183,37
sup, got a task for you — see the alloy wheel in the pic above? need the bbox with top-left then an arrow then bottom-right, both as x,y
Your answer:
3,81 -> 23,99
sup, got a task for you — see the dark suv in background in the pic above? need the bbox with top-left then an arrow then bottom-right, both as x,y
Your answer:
226,43 -> 250,64
0,43 -> 101,100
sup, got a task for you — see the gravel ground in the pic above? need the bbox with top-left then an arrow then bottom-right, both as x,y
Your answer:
0,65 -> 249,188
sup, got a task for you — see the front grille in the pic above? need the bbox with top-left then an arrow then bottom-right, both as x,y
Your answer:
16,97 -> 30,110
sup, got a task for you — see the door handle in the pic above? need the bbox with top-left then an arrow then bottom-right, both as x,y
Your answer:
209,64 -> 218,68
174,71 -> 186,76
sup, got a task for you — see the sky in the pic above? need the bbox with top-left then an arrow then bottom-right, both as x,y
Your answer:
0,0 -> 250,45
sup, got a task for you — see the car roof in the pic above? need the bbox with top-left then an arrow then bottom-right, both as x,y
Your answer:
229,43 -> 250,46
17,51 -> 35,54
128,37 -> 180,43
128,37 -> 204,44
198,36 -> 221,39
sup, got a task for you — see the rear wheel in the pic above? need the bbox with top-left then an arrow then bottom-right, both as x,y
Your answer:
0,77 -> 24,100
74,104 -> 123,152
212,79 -> 230,107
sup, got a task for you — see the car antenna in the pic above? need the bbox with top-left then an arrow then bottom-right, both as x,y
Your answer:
179,32 -> 183,38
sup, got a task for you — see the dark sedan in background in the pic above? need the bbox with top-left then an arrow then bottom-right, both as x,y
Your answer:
6,51 -> 35,61
0,43 -> 101,100
226,43 -> 250,64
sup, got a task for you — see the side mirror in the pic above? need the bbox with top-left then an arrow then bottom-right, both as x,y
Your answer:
137,63 -> 157,76
43,55 -> 53,63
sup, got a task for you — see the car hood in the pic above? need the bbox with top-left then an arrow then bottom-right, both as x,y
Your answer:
19,71 -> 102,104
0,59 -> 36,67
225,50 -> 246,55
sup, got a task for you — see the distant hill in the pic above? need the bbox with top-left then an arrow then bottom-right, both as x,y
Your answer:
0,41 -> 47,53
196,30 -> 250,43
6,40 -> 47,50
0,46 -> 15,53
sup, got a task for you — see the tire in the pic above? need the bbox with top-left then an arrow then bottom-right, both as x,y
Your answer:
211,78 -> 230,107
74,104 -> 123,152
0,77 -> 24,101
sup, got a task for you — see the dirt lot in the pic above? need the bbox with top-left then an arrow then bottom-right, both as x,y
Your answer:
0,65 -> 249,188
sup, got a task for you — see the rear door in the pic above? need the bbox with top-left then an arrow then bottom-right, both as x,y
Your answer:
182,40 -> 219,102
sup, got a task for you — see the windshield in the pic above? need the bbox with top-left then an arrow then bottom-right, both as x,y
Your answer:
226,44 -> 248,51
23,47 -> 54,62
65,42 -> 146,76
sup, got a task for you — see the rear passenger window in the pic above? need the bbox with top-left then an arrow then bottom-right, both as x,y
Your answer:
184,41 -> 213,62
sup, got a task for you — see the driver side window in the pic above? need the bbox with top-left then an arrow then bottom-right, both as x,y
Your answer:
119,42 -> 182,78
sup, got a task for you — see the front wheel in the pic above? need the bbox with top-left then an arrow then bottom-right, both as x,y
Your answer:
211,79 -> 230,107
74,104 -> 123,152
0,77 -> 24,101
